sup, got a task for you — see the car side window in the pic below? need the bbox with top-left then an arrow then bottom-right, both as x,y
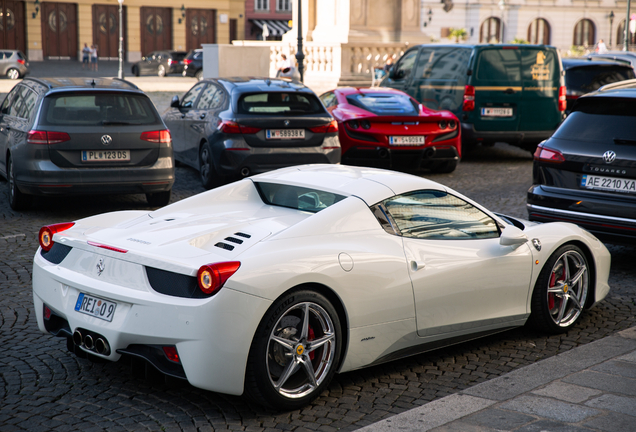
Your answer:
181,83 -> 207,108
18,89 -> 38,120
7,85 -> 27,117
381,190 -> 500,240
393,50 -> 418,80
0,86 -> 20,114
320,92 -> 336,108
197,84 -> 225,110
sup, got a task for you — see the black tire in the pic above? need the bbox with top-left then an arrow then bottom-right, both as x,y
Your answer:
7,156 -> 31,211
6,68 -> 20,80
432,160 -> 458,174
199,142 -> 224,189
157,64 -> 166,77
146,190 -> 171,207
195,70 -> 203,80
132,65 -> 140,77
244,289 -> 342,410
528,244 -> 590,334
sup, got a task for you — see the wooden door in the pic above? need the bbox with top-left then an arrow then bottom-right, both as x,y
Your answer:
185,9 -> 215,51
0,0 -> 26,52
41,2 -> 77,58
93,4 -> 126,59
140,7 -> 171,56
229,18 -> 237,44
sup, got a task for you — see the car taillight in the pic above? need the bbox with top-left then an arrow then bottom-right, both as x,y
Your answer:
218,120 -> 261,134
140,130 -> 171,143
309,120 -> 338,133
167,59 -> 173,66
39,222 -> 75,252
558,86 -> 567,111
197,262 -> 241,295
534,143 -> 565,163
27,130 -> 71,145
183,59 -> 192,65
17,59 -> 25,65
162,346 -> 180,363
463,85 -> 475,111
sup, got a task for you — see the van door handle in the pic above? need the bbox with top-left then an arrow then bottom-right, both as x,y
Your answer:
504,88 -> 516,94
410,261 -> 425,271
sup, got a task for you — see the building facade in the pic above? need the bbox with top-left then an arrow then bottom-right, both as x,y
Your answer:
0,0 -> 245,62
421,0 -> 635,52
244,0 -> 292,41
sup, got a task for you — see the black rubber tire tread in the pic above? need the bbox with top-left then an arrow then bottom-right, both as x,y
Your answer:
195,70 -> 203,80
199,142 -> 224,189
146,190 -> 171,207
7,156 -> 31,211
527,244 -> 589,334
244,289 -> 342,410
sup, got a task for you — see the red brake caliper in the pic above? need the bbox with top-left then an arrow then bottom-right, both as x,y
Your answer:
308,326 -> 315,360
548,272 -> 556,310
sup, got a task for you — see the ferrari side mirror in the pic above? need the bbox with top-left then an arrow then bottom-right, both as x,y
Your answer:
500,225 -> 528,247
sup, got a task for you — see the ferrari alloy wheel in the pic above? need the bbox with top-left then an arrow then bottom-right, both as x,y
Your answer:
158,64 -> 166,77
245,290 -> 342,410
529,244 -> 589,333
7,156 -> 31,211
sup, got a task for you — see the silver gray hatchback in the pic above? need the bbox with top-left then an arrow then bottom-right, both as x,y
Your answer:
0,78 -> 174,210
0,50 -> 29,80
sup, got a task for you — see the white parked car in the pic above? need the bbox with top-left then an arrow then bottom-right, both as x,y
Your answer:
33,165 -> 611,409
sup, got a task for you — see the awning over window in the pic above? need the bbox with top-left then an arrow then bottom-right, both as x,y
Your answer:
251,19 -> 291,36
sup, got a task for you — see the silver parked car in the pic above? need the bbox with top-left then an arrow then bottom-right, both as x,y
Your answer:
0,50 -> 29,79
0,77 -> 175,210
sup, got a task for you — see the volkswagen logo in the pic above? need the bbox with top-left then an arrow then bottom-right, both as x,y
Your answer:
101,135 -> 113,145
283,120 -> 290,126
603,150 -> 616,164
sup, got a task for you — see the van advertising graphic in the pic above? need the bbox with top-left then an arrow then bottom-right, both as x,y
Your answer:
531,52 -> 550,80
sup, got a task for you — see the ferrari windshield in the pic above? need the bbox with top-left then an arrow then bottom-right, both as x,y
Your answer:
255,182 -> 347,213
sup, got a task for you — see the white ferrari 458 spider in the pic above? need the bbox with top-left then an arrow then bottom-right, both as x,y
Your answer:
33,165 -> 610,409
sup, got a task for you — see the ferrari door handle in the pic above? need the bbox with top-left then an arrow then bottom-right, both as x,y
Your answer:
410,261 -> 425,271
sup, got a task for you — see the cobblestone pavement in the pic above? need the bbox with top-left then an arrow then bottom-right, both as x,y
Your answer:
1,133 -> 635,431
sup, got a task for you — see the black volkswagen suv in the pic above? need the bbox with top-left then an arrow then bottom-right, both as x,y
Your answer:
0,78 -> 174,210
527,79 -> 636,243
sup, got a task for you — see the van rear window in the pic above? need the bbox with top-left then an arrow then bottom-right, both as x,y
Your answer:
476,49 -> 557,82
346,93 -> 418,115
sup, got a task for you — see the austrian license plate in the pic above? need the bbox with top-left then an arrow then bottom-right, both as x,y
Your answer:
75,293 -> 117,322
266,129 -> 305,140
389,136 -> 425,146
481,107 -> 513,117
581,175 -> 636,193
82,150 -> 130,162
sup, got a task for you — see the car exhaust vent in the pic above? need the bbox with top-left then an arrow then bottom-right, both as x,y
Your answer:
40,242 -> 73,264
224,237 -> 243,244
234,232 -> 251,238
215,242 -> 235,251
146,267 -> 211,298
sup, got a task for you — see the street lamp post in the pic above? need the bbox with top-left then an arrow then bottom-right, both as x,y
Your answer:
295,0 -> 305,82
498,0 -> 506,43
624,0 -> 631,51
118,0 -> 124,79
609,11 -> 615,48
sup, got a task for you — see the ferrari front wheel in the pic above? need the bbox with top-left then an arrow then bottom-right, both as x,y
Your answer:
528,244 -> 590,334
245,290 -> 342,410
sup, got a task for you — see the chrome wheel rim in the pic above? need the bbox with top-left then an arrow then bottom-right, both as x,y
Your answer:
546,250 -> 588,327
7,69 -> 18,80
266,302 -> 336,399
199,146 -> 210,182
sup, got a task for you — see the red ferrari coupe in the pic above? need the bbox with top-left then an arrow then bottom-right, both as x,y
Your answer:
319,87 -> 461,173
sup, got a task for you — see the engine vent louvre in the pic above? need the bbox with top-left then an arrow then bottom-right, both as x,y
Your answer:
215,242 -> 235,251
224,237 -> 243,244
235,232 -> 251,238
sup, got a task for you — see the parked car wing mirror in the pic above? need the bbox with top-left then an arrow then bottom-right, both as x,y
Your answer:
499,225 -> 529,247
388,66 -> 396,79
170,95 -> 180,108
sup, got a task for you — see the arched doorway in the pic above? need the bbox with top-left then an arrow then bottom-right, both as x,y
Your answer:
480,17 -> 502,43
528,18 -> 550,44
0,0 -> 26,53
573,18 -> 595,47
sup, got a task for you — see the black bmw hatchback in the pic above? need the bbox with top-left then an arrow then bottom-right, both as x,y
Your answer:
0,78 -> 174,210
527,79 -> 636,243
162,77 -> 340,188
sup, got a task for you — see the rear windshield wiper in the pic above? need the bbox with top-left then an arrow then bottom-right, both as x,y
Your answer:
101,120 -> 138,125
613,138 -> 636,145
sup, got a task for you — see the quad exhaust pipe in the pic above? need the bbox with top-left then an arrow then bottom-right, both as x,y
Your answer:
72,329 -> 110,355
240,167 -> 250,177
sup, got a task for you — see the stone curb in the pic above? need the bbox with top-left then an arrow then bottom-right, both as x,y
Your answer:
358,326 -> 636,432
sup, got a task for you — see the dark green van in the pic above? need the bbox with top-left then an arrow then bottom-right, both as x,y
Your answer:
381,44 -> 566,152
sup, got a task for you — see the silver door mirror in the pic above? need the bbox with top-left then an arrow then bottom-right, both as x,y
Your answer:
500,225 -> 528,247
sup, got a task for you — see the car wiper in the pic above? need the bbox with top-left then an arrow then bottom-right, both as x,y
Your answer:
101,120 -> 137,125
613,138 -> 636,145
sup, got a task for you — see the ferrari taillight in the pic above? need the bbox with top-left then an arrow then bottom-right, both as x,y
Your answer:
309,120 -> 338,133
140,130 -> 171,143
197,261 -> 241,295
558,86 -> 567,111
534,143 -> 565,163
463,85 -> 475,111
39,222 -> 75,252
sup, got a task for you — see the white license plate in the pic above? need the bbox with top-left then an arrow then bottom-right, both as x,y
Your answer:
74,293 -> 117,322
389,136 -> 426,146
266,129 -> 305,140
481,107 -> 513,117
82,150 -> 130,162
581,175 -> 636,193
